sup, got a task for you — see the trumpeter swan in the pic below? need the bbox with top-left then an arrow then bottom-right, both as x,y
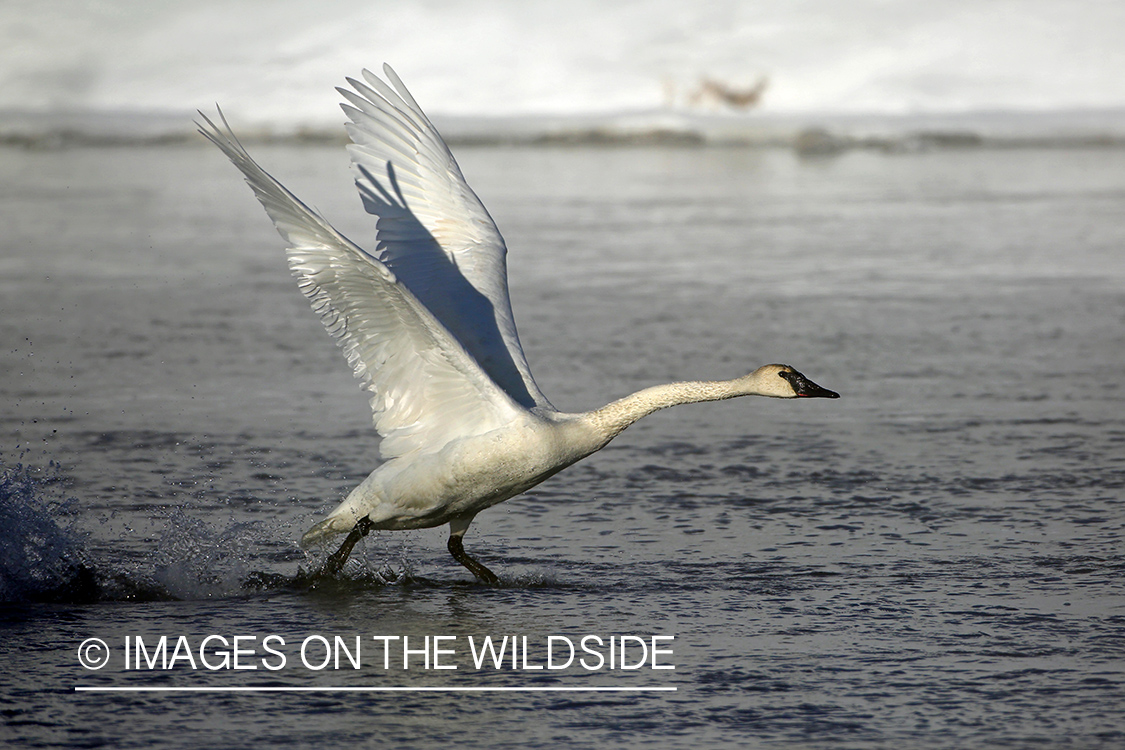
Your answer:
199,65 -> 838,583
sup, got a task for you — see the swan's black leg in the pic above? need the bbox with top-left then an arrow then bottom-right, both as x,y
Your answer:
319,516 -> 374,576
448,533 -> 499,584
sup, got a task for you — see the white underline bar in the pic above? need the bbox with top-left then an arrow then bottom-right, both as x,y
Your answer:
75,686 -> 676,693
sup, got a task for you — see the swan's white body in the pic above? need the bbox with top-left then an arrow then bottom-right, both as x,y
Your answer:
308,376 -> 803,538
200,65 -> 838,581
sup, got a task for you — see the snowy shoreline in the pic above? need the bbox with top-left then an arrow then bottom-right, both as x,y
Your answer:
5,107 -> 1125,152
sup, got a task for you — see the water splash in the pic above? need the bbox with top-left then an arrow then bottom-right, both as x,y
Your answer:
0,461 -> 97,603
0,459 -> 474,601
148,510 -> 259,599
0,459 -> 304,602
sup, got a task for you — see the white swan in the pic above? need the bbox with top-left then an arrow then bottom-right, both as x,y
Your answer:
199,64 -> 838,583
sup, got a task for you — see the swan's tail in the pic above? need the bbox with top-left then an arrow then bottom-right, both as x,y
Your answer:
299,516 -> 353,549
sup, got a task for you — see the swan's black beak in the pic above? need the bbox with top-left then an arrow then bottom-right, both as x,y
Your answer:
781,369 -> 840,399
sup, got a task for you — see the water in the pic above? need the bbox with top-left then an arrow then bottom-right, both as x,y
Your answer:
2,141 -> 1124,748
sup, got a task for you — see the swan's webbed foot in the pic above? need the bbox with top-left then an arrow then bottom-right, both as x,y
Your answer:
318,516 -> 374,577
447,534 -> 499,584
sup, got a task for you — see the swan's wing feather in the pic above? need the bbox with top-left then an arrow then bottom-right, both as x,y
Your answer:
340,64 -> 553,411
198,111 -> 522,459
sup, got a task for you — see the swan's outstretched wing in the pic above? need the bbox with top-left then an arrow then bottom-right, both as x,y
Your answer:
198,112 -> 523,459
338,64 -> 553,411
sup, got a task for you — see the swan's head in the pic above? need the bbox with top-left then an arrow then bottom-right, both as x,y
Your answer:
746,364 -> 839,399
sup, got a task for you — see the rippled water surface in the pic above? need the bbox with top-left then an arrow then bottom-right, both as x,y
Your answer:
2,142 -> 1124,749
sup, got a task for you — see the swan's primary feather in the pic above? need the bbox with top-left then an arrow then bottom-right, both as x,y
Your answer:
340,64 -> 552,411
196,111 -> 523,460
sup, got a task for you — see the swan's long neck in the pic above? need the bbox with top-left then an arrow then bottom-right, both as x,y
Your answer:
584,379 -> 746,444
572,364 -> 838,451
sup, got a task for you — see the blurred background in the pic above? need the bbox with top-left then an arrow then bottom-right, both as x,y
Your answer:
2,0 -> 1123,141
